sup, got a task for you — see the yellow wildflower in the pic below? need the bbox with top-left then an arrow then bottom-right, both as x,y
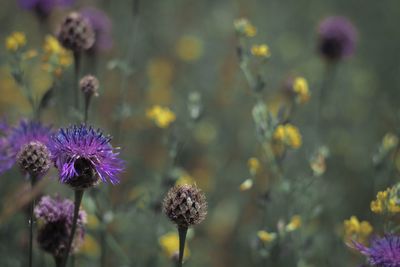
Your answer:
239,178 -> 253,191
22,49 -> 38,60
286,215 -> 302,232
251,44 -> 270,58
382,133 -> 399,151
257,230 -> 276,244
146,105 -> 176,128
159,232 -> 190,260
247,157 -> 261,175
234,18 -> 257,37
176,173 -> 196,186
5,32 -> 26,51
293,77 -> 310,104
42,35 -> 72,75
79,234 -> 100,257
176,35 -> 203,62
273,124 -> 302,149
86,214 -> 100,230
343,216 -> 373,244
370,187 -> 400,214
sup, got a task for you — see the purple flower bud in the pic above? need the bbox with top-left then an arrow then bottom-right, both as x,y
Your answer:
34,195 -> 86,257
317,16 -> 357,61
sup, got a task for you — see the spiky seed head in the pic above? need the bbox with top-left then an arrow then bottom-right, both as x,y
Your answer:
17,141 -> 51,177
163,184 -> 207,228
57,12 -> 95,52
79,75 -> 99,97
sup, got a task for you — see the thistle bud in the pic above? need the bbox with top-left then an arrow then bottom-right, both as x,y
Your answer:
163,184 -> 207,228
57,12 -> 95,52
17,141 -> 50,178
79,75 -> 99,97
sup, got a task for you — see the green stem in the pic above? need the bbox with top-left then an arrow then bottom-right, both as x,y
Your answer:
73,52 -> 81,111
84,95 -> 90,125
54,256 -> 62,267
316,62 -> 338,141
177,226 -> 188,267
61,190 -> 84,267
28,175 -> 37,267
100,224 -> 106,267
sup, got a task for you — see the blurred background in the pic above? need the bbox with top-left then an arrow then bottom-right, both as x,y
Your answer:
0,0 -> 400,266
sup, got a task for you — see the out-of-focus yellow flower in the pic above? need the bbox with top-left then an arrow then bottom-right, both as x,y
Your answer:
293,77 -> 310,104
146,105 -> 176,128
239,178 -> 253,191
147,58 -> 174,86
176,173 -> 196,186
247,157 -> 261,175
310,146 -> 329,177
286,215 -> 302,232
159,232 -> 190,260
42,35 -> 72,76
22,49 -> 38,60
382,133 -> 399,151
251,44 -> 270,58
79,234 -> 100,257
371,187 -> 400,214
343,216 -> 373,245
234,18 -> 257,37
273,124 -> 302,149
257,230 -> 276,244
176,35 -> 203,62
5,32 -> 26,51
86,214 -> 100,230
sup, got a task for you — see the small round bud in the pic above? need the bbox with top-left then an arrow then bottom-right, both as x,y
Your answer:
79,75 -> 99,97
163,184 -> 207,228
57,12 -> 95,52
17,141 -> 51,177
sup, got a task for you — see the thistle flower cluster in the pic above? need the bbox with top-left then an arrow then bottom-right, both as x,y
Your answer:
0,120 -> 53,175
57,12 -> 95,52
79,75 -> 99,97
49,125 -> 124,189
17,141 -> 51,178
318,16 -> 357,61
163,184 -> 207,228
353,235 -> 400,267
34,196 -> 86,258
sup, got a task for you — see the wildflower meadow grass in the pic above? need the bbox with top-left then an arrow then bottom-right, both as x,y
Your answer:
0,1 -> 400,267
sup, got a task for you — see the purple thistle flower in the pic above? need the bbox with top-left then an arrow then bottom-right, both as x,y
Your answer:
18,0 -> 74,18
353,235 -> 400,267
49,125 -> 124,189
34,195 -> 86,257
0,119 -> 53,175
317,16 -> 357,61
80,7 -> 113,52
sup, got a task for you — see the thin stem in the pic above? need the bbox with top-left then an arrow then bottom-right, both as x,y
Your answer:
61,190 -> 84,267
83,95 -> 90,125
54,256 -> 62,267
316,62 -> 338,141
114,0 -> 140,142
28,175 -> 37,267
177,226 -> 188,267
100,224 -> 106,267
73,52 -> 81,111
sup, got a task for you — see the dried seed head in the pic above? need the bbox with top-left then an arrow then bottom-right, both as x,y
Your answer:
79,75 -> 99,97
17,141 -> 51,177
163,184 -> 207,228
57,12 -> 95,52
